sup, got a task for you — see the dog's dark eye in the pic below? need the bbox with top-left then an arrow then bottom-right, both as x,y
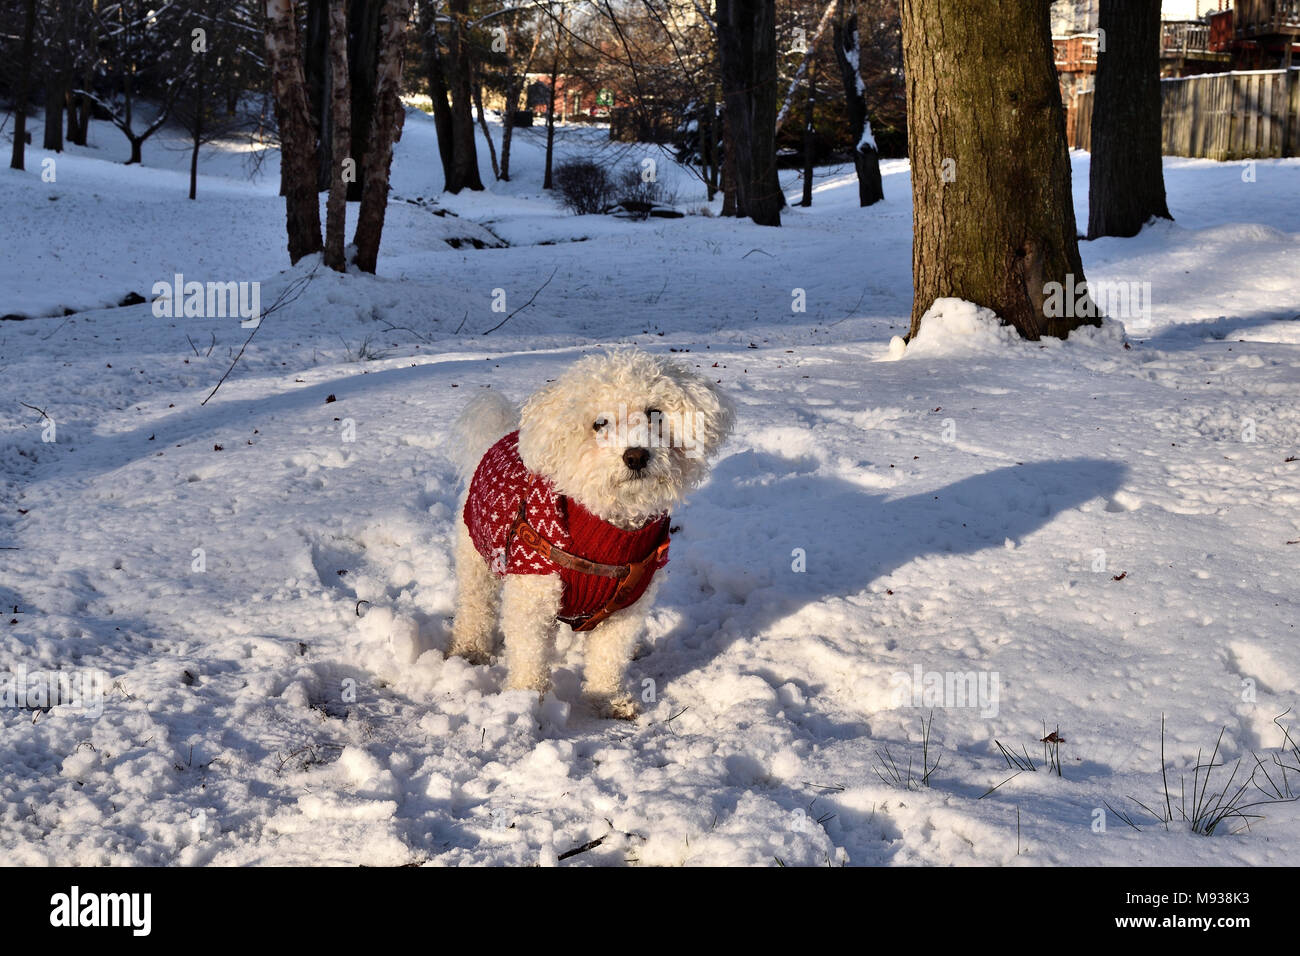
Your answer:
593,417 -> 608,432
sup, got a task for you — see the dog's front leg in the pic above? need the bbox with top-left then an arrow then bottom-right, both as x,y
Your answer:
500,573 -> 563,692
582,584 -> 656,719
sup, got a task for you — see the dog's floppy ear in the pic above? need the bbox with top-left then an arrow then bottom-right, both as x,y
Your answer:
517,376 -> 577,478
668,360 -> 735,459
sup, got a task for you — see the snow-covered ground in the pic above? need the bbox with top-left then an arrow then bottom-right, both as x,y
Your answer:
2,107 -> 1298,866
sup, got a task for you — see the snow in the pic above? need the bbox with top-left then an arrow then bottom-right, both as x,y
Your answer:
2,106 -> 1300,866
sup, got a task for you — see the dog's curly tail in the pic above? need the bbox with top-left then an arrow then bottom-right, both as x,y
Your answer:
449,390 -> 520,484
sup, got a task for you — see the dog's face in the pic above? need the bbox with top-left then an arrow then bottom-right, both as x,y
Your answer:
518,351 -> 734,527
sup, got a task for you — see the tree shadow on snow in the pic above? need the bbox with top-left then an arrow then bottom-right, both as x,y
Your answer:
643,452 -> 1127,689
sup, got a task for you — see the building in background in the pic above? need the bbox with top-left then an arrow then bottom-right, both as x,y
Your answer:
1053,1 -> 1300,147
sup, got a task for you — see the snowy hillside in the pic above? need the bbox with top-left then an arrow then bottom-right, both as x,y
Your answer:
1,108 -> 1298,866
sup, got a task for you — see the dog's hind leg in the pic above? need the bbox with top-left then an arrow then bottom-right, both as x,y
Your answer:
448,521 -> 499,665
500,573 -> 563,692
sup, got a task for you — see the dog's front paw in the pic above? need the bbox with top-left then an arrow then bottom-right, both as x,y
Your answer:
586,693 -> 639,721
447,644 -> 492,667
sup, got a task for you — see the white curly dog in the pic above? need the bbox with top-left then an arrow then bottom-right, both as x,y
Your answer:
447,350 -> 733,718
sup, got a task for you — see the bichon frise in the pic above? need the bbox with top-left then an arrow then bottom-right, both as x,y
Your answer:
447,350 -> 733,718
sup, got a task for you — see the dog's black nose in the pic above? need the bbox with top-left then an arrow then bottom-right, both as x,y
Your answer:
623,447 -> 650,471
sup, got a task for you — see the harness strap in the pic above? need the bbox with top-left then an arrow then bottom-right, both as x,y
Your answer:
506,497 -> 669,632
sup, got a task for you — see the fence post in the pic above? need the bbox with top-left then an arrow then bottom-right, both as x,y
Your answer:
1285,67 -> 1298,158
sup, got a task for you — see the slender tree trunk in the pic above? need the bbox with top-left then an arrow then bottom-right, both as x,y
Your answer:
352,0 -> 412,272
189,54 -> 204,200
446,0 -> 484,191
800,58 -> 816,207
66,90 -> 79,143
325,0 -> 352,270
72,82 -> 93,145
500,76 -> 518,181
127,135 -> 143,165
702,87 -> 718,201
1087,0 -> 1171,239
543,48 -> 559,189
716,0 -> 782,226
901,0 -> 1093,340
472,65 -> 500,180
499,26 -> 541,183
10,0 -> 38,171
833,12 -> 883,206
66,2 -> 95,147
266,0 -> 325,263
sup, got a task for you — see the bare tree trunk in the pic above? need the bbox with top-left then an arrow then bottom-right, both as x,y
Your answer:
703,87 -> 718,201
266,0 -> 325,263
325,0 -> 352,270
775,0 -> 839,137
833,11 -> 883,206
306,0 -> 332,190
446,0 -> 484,191
347,0 -> 382,201
800,58 -> 816,207
472,64 -> 500,180
901,0 -> 1093,340
499,25 -> 541,183
500,78 -> 518,181
71,22 -> 98,147
1087,0 -> 1171,239
44,79 -> 67,152
421,6 -> 457,186
543,47 -> 559,189
721,109 -> 737,216
716,0 -> 782,226
10,0 -> 38,171
189,54 -> 205,200
352,0 -> 412,272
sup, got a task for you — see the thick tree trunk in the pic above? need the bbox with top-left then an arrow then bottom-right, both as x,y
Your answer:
833,13 -> 883,206
44,79 -> 67,152
347,0 -> 382,201
901,0 -> 1093,340
11,0 -> 38,171
325,0 -> 352,271
446,0 -> 484,191
352,0 -> 412,272
721,109 -> 738,216
716,0 -> 782,226
266,0 -> 325,263
306,0 -> 332,190
421,9 -> 457,186
1087,0 -> 1171,239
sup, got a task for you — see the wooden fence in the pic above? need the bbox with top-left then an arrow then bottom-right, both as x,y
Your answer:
1068,68 -> 1300,159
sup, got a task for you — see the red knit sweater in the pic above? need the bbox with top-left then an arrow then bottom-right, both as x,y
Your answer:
463,432 -> 670,625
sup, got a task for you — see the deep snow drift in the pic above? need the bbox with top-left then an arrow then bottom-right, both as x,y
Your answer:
1,108 -> 1298,865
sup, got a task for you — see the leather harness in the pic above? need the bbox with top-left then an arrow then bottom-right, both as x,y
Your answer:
505,496 -> 670,632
